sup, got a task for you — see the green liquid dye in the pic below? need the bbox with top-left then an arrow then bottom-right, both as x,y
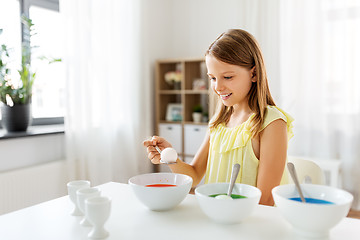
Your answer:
209,193 -> 247,199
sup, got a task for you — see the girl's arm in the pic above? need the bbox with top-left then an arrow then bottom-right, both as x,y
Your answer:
143,133 -> 210,187
168,132 -> 210,187
257,119 -> 288,206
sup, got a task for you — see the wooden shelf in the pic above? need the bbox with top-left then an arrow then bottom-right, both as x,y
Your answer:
183,90 -> 209,94
159,90 -> 209,94
158,120 -> 182,124
183,121 -> 208,125
155,58 -> 210,125
159,90 -> 182,94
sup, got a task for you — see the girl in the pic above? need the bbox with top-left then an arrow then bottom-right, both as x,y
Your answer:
143,29 -> 293,206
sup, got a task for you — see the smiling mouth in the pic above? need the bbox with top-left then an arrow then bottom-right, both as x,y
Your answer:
220,93 -> 232,99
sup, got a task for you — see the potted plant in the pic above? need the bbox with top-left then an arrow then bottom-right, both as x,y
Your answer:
164,70 -> 182,90
0,15 -> 59,132
192,104 -> 203,123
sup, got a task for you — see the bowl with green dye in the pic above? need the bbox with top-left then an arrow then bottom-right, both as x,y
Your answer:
272,184 -> 353,239
195,183 -> 261,224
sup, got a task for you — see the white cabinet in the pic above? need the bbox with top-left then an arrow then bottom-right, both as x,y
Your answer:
158,123 -> 182,173
158,123 -> 182,154
184,124 -> 207,156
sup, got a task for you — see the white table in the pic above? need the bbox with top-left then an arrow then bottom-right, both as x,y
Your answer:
0,182 -> 359,240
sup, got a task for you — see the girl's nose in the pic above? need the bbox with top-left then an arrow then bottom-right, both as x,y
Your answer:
214,79 -> 225,92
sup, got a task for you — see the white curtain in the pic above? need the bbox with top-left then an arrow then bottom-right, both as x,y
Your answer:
279,0 -> 360,209
60,0 -> 153,185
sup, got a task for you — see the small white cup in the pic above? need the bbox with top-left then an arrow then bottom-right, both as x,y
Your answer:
67,180 -> 90,216
86,196 -> 111,239
77,187 -> 101,226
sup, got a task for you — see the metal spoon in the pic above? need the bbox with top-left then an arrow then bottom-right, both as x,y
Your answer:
227,163 -> 241,197
287,162 -> 306,203
154,146 -> 177,165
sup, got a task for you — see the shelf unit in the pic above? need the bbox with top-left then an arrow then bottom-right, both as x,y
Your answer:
155,58 -> 216,171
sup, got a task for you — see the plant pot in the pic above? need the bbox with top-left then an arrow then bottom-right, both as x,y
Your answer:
173,82 -> 181,90
0,102 -> 32,132
192,112 -> 202,123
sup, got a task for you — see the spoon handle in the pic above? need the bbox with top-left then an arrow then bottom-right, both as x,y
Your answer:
154,145 -> 162,153
287,162 -> 306,203
227,163 -> 240,196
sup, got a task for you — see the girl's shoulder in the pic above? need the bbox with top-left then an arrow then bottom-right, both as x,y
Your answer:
262,105 -> 294,140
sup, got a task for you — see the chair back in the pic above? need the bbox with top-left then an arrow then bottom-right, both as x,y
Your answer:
288,156 -> 325,185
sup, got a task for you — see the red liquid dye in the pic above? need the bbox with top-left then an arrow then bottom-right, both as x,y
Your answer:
145,184 -> 177,187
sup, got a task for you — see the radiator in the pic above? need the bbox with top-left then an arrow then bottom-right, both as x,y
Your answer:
0,160 -> 69,215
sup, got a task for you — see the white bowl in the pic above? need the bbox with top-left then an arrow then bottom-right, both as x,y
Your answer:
195,183 -> 261,224
128,173 -> 193,211
272,184 -> 353,238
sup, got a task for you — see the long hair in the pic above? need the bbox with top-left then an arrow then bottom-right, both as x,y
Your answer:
207,29 -> 275,137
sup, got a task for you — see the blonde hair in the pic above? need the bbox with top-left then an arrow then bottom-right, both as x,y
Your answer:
206,29 -> 275,137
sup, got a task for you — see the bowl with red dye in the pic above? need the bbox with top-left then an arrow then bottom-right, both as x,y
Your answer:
272,184 -> 353,238
128,173 -> 193,211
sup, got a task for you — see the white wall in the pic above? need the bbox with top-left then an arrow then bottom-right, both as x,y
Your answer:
141,0 -> 281,100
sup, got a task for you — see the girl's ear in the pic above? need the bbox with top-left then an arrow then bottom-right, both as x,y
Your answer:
251,67 -> 257,82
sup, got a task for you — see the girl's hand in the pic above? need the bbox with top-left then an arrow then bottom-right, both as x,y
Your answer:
143,136 -> 172,164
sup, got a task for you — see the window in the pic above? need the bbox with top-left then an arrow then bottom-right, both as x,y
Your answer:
30,5 -> 65,118
0,0 -> 64,125
0,0 -> 21,82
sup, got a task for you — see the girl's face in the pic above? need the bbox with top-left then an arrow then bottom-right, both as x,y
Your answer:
206,55 -> 256,108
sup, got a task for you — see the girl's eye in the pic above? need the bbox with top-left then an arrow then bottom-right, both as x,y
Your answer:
209,77 -> 216,81
224,76 -> 233,80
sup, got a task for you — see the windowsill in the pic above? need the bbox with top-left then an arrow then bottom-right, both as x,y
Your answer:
0,124 -> 65,140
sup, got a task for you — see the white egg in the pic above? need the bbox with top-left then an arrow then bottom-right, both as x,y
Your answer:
160,148 -> 178,163
215,194 -> 233,200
